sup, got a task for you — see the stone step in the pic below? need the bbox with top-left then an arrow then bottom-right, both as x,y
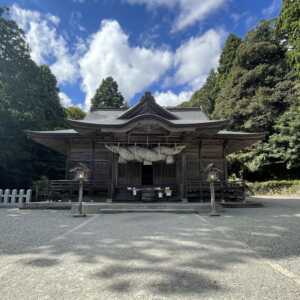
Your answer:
71,202 -> 221,214
99,208 -> 205,214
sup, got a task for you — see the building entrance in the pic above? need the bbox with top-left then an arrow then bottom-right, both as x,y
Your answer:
141,164 -> 153,185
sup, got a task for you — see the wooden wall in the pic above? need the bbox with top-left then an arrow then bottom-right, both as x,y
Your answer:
184,140 -> 226,182
68,139 -> 111,183
66,138 -> 227,187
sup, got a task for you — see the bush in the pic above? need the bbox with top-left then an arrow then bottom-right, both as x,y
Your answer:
247,180 -> 300,195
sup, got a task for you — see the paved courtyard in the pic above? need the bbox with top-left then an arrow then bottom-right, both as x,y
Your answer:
1,198 -> 300,299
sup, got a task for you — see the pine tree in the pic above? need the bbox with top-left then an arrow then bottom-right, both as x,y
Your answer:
90,77 -> 125,111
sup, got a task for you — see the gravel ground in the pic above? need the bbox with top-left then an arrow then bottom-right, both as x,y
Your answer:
0,198 -> 300,299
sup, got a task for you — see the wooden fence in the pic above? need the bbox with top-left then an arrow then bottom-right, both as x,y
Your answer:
0,189 -> 32,206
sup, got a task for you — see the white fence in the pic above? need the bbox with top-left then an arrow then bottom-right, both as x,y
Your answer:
0,189 -> 32,207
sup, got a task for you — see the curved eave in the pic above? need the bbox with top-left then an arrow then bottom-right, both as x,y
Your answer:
26,130 -> 78,154
217,131 -> 266,154
68,114 -> 229,134
26,130 -> 79,138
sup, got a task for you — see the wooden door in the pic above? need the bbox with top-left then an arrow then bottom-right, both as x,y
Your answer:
118,162 -> 141,186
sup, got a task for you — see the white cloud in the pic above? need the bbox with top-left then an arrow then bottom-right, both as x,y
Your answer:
126,0 -> 227,32
10,5 -> 77,84
262,0 -> 281,18
59,92 -> 73,107
9,5 -> 225,108
155,29 -> 225,106
154,90 -> 193,106
173,29 -> 225,89
79,20 -> 173,108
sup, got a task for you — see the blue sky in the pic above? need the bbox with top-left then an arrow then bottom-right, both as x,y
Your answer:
4,0 -> 282,109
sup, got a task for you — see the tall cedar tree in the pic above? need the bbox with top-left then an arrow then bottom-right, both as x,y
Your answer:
277,0 -> 300,79
212,21 -> 298,178
0,7 -> 66,187
90,77 -> 125,111
183,19 -> 299,179
182,34 -> 241,116
181,70 -> 219,115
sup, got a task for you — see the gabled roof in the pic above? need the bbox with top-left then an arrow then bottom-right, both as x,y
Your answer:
67,92 -> 225,133
26,92 -> 264,154
118,92 -> 178,120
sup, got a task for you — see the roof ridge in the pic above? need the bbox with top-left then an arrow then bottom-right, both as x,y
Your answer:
91,108 -> 127,111
166,107 -> 203,111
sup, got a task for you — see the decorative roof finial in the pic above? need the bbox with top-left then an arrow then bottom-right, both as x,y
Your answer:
142,91 -> 155,103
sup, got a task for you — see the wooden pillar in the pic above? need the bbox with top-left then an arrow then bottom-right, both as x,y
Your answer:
65,138 -> 71,179
115,155 -> 119,187
107,152 -> 115,202
91,139 -> 96,181
90,139 -> 96,196
180,153 -> 187,202
223,140 -> 228,182
222,140 -> 228,203
198,141 -> 203,202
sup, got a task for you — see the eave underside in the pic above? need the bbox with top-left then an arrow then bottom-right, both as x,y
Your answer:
27,129 -> 264,155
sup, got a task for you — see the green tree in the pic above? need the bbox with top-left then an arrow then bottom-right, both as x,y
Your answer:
277,0 -> 300,78
213,21 -> 299,177
182,34 -> 241,116
181,70 -> 219,115
213,21 -> 288,132
65,106 -> 86,120
217,34 -> 242,82
90,77 -> 125,111
268,83 -> 300,171
0,8 -> 66,188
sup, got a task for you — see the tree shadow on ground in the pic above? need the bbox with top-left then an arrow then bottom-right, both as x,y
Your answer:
0,199 -> 300,297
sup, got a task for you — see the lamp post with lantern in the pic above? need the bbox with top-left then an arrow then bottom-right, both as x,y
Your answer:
206,163 -> 221,217
70,163 -> 90,217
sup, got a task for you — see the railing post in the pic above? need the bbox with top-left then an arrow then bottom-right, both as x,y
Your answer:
221,181 -> 225,203
25,189 -> 32,203
242,180 -> 246,203
4,189 -> 10,204
11,189 -> 17,204
18,189 -> 25,204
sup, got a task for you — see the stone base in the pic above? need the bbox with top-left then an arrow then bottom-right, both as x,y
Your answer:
72,213 -> 87,218
210,212 -> 220,217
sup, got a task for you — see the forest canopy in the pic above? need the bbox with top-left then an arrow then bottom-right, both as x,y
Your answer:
182,1 -> 300,180
0,1 -> 299,186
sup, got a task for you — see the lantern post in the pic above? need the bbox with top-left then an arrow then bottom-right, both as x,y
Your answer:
206,164 -> 221,217
70,163 -> 89,217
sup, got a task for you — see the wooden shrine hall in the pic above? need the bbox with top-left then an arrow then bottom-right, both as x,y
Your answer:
27,92 -> 264,203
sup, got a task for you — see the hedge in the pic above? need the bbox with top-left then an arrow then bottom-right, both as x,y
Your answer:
247,180 -> 300,195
